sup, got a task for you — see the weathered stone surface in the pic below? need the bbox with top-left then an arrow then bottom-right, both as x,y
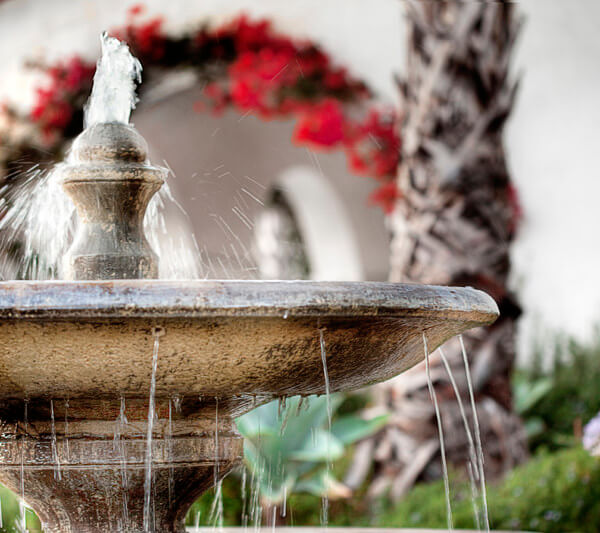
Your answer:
60,123 -> 165,280
0,280 -> 498,531
0,281 -> 498,400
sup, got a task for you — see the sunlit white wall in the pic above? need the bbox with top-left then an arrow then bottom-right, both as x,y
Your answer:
0,0 -> 403,109
506,0 -> 600,359
1,0 -> 600,361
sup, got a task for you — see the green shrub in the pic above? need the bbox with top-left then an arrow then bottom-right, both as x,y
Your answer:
517,333 -> 600,452
377,447 -> 600,532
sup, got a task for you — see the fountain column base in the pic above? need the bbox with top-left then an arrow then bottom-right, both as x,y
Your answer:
0,399 -> 244,532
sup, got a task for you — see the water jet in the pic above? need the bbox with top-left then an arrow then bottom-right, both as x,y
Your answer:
0,35 -> 499,532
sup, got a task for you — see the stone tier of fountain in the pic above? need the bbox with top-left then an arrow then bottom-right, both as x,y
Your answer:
0,122 -> 499,532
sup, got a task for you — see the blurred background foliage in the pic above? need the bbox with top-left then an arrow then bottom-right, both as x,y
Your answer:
189,333 -> 600,530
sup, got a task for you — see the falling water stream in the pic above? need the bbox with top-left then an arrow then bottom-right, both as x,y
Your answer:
18,399 -> 28,532
422,333 -> 491,532
438,346 -> 482,530
167,398 -> 174,506
114,396 -> 129,527
460,334 -> 490,530
319,328 -> 332,527
208,398 -> 225,529
143,328 -> 162,532
423,333 -> 453,531
49,400 -> 61,482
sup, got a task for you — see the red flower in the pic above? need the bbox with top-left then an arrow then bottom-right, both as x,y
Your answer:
63,57 -> 96,91
294,99 -> 346,148
369,181 -> 401,214
202,82 -> 229,114
112,9 -> 166,62
345,108 -> 400,178
29,55 -> 94,141
226,47 -> 296,116
129,17 -> 166,60
233,17 -> 272,51
128,4 -> 145,17
217,16 -> 297,55
230,79 -> 265,113
295,47 -> 329,77
324,69 -> 347,91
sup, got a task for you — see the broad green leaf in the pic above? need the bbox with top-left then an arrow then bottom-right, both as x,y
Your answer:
236,400 -> 281,436
258,471 -> 297,505
289,429 -> 344,462
295,470 -> 351,499
278,394 -> 344,451
513,376 -> 553,414
294,470 -> 331,496
331,413 -> 389,445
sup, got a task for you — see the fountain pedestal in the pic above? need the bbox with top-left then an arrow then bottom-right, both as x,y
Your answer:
0,398 -> 242,532
61,122 -> 164,280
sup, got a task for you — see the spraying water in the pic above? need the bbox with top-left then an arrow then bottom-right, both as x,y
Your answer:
0,33 -> 202,281
0,167 -> 77,280
63,399 -> 70,462
84,33 -> 141,128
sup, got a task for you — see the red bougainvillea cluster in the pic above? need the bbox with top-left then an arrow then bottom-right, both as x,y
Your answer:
5,7 -> 402,212
30,57 -> 95,141
115,9 -> 402,212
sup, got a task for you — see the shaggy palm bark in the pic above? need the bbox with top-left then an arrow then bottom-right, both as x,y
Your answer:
350,2 -> 527,501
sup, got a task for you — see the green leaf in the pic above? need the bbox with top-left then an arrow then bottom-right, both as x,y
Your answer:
235,400 -> 280,437
279,394 -> 344,451
295,471 -> 331,496
513,375 -> 553,414
289,429 -> 344,462
331,413 -> 389,445
524,417 -> 545,439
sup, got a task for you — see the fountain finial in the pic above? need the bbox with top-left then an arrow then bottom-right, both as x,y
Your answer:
60,35 -> 164,280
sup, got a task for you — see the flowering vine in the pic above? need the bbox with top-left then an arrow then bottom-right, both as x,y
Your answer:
0,8 -> 401,212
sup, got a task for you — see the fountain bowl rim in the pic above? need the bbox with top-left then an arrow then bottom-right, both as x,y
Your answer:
0,280 -> 499,324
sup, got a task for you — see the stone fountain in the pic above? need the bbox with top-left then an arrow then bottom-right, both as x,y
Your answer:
0,36 -> 498,532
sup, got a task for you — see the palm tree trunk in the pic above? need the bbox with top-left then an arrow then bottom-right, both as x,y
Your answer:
359,1 -> 527,500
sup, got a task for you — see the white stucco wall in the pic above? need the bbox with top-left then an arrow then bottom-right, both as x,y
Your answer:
0,0 -> 403,109
506,0 -> 600,358
1,0 -> 599,359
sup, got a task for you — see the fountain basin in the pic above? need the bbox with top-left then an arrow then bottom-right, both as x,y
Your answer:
0,280 -> 498,532
0,280 -> 497,401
